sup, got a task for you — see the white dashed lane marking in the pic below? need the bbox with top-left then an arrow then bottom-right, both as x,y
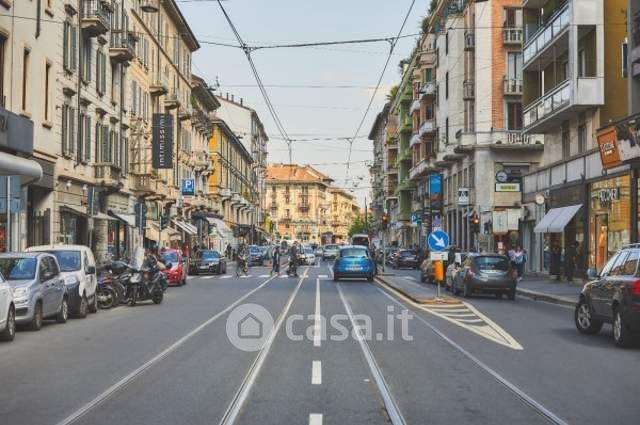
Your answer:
311,361 -> 322,385
309,414 -> 323,425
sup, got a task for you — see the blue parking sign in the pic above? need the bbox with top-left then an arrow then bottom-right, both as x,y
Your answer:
181,179 -> 195,196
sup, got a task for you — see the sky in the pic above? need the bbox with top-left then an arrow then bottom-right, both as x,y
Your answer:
178,0 -> 431,206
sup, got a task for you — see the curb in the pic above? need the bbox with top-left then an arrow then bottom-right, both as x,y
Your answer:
375,275 -> 458,305
516,288 -> 576,307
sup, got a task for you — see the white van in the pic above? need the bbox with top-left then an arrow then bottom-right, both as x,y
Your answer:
26,245 -> 98,317
0,272 -> 15,341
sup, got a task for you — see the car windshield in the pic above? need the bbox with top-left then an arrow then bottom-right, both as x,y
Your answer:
0,257 -> 37,280
201,251 -> 220,260
400,250 -> 416,257
304,247 -> 313,254
161,251 -> 179,263
325,245 -> 338,250
48,251 -> 81,272
341,248 -> 368,258
250,246 -> 260,253
474,256 -> 509,272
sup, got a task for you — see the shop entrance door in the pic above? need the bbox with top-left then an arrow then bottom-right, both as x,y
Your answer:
594,213 -> 609,271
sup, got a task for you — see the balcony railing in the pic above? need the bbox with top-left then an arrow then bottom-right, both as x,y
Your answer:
463,80 -> 475,99
410,100 -> 421,115
523,3 -> 570,65
503,28 -> 523,45
109,30 -> 135,62
523,79 -> 571,129
150,74 -> 169,96
420,81 -> 436,99
94,163 -> 121,188
419,119 -> 435,136
464,31 -> 475,50
131,175 -> 157,193
164,90 -> 180,110
503,78 -> 523,96
80,0 -> 111,36
298,204 -> 310,212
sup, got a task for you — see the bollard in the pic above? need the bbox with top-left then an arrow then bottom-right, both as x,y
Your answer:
433,260 -> 444,299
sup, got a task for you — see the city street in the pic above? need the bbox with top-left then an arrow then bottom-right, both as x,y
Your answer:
1,264 -> 638,425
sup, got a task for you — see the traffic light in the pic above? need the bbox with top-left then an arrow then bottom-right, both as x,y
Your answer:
381,212 -> 390,229
471,214 -> 480,234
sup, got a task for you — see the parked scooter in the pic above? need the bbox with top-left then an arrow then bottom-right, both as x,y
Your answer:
97,260 -> 131,309
126,248 -> 168,306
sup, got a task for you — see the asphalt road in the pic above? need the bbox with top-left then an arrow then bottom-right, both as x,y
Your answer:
0,262 -> 638,425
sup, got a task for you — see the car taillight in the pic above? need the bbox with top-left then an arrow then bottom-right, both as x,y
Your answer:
633,279 -> 640,296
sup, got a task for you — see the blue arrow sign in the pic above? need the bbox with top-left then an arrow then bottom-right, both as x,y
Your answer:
428,230 -> 449,252
410,214 -> 418,223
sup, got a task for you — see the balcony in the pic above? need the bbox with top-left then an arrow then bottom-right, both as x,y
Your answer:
131,175 -> 158,194
418,119 -> 436,136
503,28 -> 523,45
178,105 -> 192,121
298,204 -> 310,213
464,31 -> 475,50
463,80 -> 475,100
94,163 -> 121,188
150,74 -> 168,97
109,30 -> 135,63
397,148 -> 412,166
164,90 -> 180,110
399,116 -> 412,134
503,78 -> 522,96
410,99 -> 421,115
80,0 -> 111,37
409,159 -> 432,181
523,3 -> 570,67
523,77 -> 604,133
419,49 -> 437,66
420,81 -> 436,100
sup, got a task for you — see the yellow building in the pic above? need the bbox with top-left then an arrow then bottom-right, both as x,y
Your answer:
266,164 -> 360,244
208,120 -> 257,247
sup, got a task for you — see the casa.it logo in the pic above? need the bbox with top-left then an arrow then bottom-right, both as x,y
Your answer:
226,303 -> 274,352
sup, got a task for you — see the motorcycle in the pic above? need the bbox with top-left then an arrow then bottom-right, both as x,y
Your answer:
286,258 -> 298,277
235,254 -> 249,277
96,261 -> 131,309
127,248 -> 168,306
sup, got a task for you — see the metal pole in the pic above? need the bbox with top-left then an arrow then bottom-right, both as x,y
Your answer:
6,176 -> 11,252
381,228 -> 385,272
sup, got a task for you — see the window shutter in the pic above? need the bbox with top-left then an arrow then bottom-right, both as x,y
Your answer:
95,122 -> 101,163
71,25 -> 77,71
63,22 -> 69,70
132,80 -> 137,114
69,108 -> 76,154
85,116 -> 92,162
124,138 -> 129,175
101,53 -> 106,93
62,105 -> 68,155
86,43 -> 92,82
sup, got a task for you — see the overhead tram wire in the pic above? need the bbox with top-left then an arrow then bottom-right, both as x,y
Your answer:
344,0 -> 417,185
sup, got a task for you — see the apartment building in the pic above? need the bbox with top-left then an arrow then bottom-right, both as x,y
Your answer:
214,94 -> 269,236
208,119 -> 256,247
368,104 -> 389,234
0,1 -> 56,252
266,164 -> 360,244
520,0 -> 629,275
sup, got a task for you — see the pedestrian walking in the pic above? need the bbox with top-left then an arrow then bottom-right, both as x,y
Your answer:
564,242 -> 578,282
514,246 -> 527,281
550,243 -> 562,281
271,246 -> 281,276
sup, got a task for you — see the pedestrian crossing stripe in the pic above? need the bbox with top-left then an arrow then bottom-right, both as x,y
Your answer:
240,275 -> 253,278
259,274 -> 270,278
319,275 -> 328,278
220,275 -> 231,279
203,276 -> 215,280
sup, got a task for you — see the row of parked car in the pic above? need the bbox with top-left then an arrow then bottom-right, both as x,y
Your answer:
0,245 -> 100,342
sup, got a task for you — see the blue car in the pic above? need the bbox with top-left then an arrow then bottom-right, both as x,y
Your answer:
333,246 -> 375,282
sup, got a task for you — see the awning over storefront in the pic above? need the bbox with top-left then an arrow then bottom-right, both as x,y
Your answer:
147,223 -> 181,242
61,204 -> 89,218
94,212 -> 117,221
108,210 -> 136,227
533,205 -> 582,233
0,151 -> 43,185
172,219 -> 197,236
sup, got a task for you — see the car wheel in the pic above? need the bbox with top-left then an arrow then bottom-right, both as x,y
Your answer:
0,306 -> 15,341
152,291 -> 164,304
56,297 -> 69,324
574,299 -> 602,335
333,273 -> 339,282
29,302 -> 43,331
88,291 -> 98,313
367,274 -> 374,282
76,295 -> 88,318
613,308 -> 637,347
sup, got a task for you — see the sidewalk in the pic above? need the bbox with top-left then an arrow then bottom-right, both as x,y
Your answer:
516,277 -> 583,306
375,272 -> 445,304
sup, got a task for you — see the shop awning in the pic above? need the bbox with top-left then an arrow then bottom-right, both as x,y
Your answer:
147,223 -> 181,243
533,205 -> 582,233
172,219 -> 197,236
93,212 -> 117,221
0,151 -> 43,185
108,210 -> 136,227
61,204 -> 89,218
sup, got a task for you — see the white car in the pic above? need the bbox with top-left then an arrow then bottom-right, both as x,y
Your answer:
0,272 -> 15,341
26,245 -> 98,317
302,247 -> 316,265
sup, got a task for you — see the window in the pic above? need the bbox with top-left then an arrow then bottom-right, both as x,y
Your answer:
96,50 -> 107,95
578,49 -> 586,77
445,118 -> 449,144
44,62 -> 51,121
577,112 -> 587,153
61,103 -> 76,157
80,38 -> 92,82
506,52 -> 523,80
445,31 -> 449,55
504,8 -> 521,28
609,251 -> 629,276
561,121 -> 571,159
78,112 -> 91,163
0,34 -> 6,103
63,20 -> 77,72
622,41 -> 628,78
21,48 -> 30,111
622,250 -> 639,276
506,102 -> 523,130
111,64 -> 118,103
445,72 -> 449,99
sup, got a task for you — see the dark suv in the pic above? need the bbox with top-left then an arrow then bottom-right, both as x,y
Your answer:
575,245 -> 640,347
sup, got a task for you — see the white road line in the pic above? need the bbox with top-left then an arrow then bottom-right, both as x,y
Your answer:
318,274 -> 328,278
311,361 -> 322,385
313,278 -> 322,347
404,276 -> 417,281
441,313 -> 478,318
375,287 -> 569,425
218,270 -> 308,425
456,318 -> 484,323
55,275 -> 277,425
259,274 -> 270,278
309,414 -> 323,425
337,284 -> 407,425
220,275 -> 232,279
240,275 -> 253,279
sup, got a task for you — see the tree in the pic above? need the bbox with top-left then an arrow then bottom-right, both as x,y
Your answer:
348,214 -> 372,238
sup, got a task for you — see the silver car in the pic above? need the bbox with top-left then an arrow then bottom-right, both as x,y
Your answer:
0,253 -> 69,330
322,244 -> 340,261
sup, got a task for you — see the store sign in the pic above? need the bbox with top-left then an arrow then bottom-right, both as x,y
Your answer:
152,113 -> 174,169
598,187 -> 619,206
495,183 -> 521,192
458,188 -> 469,205
596,126 -> 623,169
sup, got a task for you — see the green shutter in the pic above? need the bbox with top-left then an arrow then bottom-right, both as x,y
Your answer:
95,122 -> 101,163
69,108 -> 76,154
71,25 -> 77,71
85,116 -> 92,162
62,105 -> 68,155
63,22 -> 69,70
